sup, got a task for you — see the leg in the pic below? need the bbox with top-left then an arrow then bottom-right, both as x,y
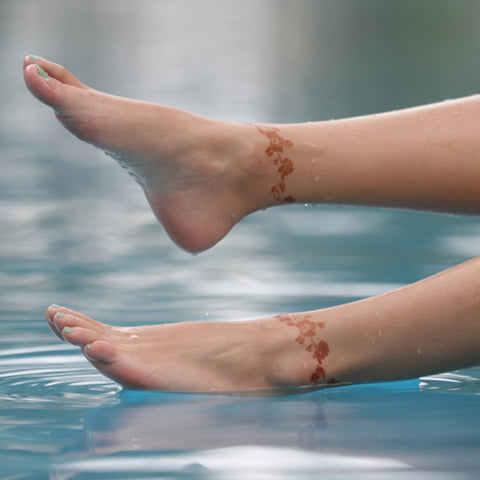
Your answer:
46,256 -> 480,393
24,56 -> 480,253
27,57 -> 480,391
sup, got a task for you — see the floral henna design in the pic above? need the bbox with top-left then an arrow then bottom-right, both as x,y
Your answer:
256,125 -> 295,204
277,314 -> 333,385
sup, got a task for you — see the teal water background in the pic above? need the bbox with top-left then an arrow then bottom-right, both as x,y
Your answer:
1,1 -> 480,478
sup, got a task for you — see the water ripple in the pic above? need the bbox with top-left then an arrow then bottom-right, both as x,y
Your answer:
420,368 -> 480,394
0,345 -> 120,404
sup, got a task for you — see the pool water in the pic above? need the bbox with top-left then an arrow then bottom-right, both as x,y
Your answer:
1,1 -> 480,478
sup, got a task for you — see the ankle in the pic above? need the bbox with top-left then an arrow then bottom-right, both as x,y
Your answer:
221,122 -> 285,213
249,317 -> 322,388
204,121 -> 275,213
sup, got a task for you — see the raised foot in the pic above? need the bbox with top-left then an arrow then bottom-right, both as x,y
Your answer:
23,55 -> 259,252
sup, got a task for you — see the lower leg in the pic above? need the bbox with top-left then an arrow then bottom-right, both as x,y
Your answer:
253,96 -> 480,213
46,256 -> 480,393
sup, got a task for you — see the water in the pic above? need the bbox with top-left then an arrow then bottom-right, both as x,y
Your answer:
1,0 -> 480,478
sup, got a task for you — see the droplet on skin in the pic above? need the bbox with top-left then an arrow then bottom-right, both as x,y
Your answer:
130,334 -> 139,339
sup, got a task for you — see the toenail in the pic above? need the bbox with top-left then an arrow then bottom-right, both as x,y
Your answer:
86,344 -> 92,349
29,55 -> 40,62
50,304 -> 60,309
36,64 -> 49,79
63,327 -> 73,334
55,313 -> 65,319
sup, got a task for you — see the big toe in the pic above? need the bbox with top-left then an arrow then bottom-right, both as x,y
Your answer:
24,61 -> 93,121
24,62 -> 60,108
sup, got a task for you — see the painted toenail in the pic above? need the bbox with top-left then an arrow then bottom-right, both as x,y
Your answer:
86,344 -> 92,349
63,327 -> 73,333
29,55 -> 40,62
50,304 -> 60,309
36,64 -> 49,79
55,313 -> 65,319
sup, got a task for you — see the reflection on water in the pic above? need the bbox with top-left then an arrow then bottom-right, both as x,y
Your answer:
55,446 -> 412,478
1,0 -> 480,478
46,368 -> 480,479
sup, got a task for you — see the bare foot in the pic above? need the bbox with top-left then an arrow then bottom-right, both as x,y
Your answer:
45,305 -> 342,393
23,56 -> 266,253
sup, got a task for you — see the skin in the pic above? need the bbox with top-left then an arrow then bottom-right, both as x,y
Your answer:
24,56 -> 480,393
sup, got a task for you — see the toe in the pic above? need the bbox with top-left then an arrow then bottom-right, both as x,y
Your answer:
84,341 -> 116,363
45,310 -> 63,340
46,305 -> 93,323
47,305 -> 110,329
24,55 -> 87,89
24,62 -> 93,118
52,313 -> 89,336
24,63 -> 65,111
62,326 -> 98,347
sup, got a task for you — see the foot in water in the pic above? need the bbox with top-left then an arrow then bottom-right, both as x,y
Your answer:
23,55 -> 270,253
45,305 -> 341,393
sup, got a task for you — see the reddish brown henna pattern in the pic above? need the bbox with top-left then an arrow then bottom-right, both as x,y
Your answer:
256,125 -> 295,204
276,314 -> 331,385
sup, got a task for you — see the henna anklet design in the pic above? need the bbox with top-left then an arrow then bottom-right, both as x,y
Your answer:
255,125 -> 295,204
276,314 -> 332,384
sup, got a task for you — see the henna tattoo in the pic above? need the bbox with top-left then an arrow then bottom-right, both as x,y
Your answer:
277,314 -> 332,384
256,125 -> 295,204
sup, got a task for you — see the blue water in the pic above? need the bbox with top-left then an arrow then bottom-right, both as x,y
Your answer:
1,1 -> 480,478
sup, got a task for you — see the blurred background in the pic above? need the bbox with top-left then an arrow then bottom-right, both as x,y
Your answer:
1,0 -> 480,340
